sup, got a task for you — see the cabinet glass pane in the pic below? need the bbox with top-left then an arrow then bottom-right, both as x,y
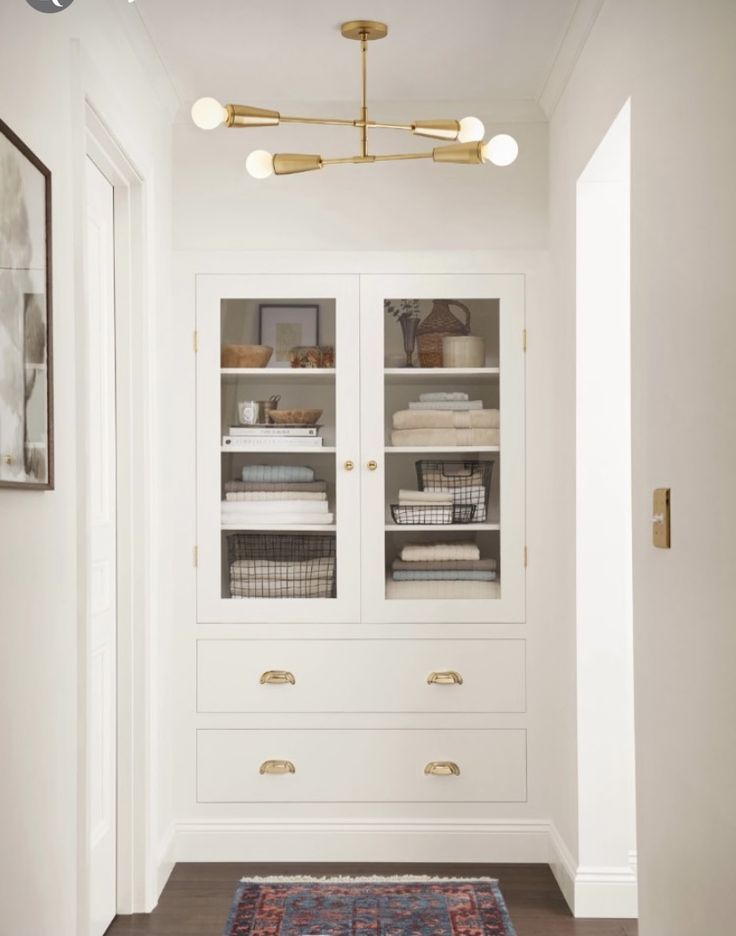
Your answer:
219,298 -> 337,600
383,298 -> 501,600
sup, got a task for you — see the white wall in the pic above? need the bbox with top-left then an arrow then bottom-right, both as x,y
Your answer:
0,1 -> 174,932
549,1 -> 736,932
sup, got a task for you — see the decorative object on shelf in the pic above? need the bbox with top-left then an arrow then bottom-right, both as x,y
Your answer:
385,299 -> 420,367
390,504 -> 476,525
417,460 -> 494,523
270,408 -> 322,426
237,395 -> 280,425
228,532 -> 337,599
192,21 -> 520,180
221,343 -> 273,368
0,119 -> 54,490
442,335 -> 486,368
288,344 -> 334,368
417,300 -> 471,367
259,304 -> 319,367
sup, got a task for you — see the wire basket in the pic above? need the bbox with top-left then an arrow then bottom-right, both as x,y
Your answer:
227,532 -> 336,599
416,460 -> 493,523
390,503 -> 477,525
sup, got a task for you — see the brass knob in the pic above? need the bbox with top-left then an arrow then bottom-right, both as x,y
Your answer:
260,670 -> 295,685
259,760 -> 296,775
424,761 -> 461,777
344,460 -> 354,471
2,454 -> 11,465
367,460 -> 378,471
427,671 -> 464,686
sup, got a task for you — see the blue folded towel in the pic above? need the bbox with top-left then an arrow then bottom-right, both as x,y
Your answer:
241,465 -> 316,483
393,570 -> 497,582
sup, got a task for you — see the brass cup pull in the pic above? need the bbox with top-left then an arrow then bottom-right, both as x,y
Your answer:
260,670 -> 296,685
424,761 -> 461,777
259,760 -> 296,775
367,459 -> 378,471
344,460 -> 355,471
427,670 -> 464,686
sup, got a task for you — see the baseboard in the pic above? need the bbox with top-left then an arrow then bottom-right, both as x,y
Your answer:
170,818 -> 551,864
548,823 -> 638,918
155,822 -> 177,906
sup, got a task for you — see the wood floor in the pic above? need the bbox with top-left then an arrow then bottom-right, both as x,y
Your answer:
107,862 -> 637,936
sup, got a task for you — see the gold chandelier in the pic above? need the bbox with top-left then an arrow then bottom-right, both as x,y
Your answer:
191,20 -> 519,178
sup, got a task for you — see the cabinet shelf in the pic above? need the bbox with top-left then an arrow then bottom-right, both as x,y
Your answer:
221,368 -> 335,384
384,367 -> 499,383
385,446 -> 500,454
222,523 -> 337,532
385,523 -> 500,532
221,446 -> 337,455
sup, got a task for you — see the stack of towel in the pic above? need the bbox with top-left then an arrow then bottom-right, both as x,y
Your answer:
230,557 -> 336,599
391,393 -> 500,447
387,541 -> 500,599
222,465 -> 333,526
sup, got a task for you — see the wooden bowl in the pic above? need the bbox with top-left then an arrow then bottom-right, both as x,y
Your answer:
269,408 -> 323,426
221,344 -> 273,368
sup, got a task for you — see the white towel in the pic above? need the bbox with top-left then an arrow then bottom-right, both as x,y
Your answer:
386,577 -> 500,599
398,489 -> 454,505
393,409 -> 500,430
222,513 -> 334,526
221,500 -> 328,514
391,428 -> 500,447
409,400 -> 483,411
400,542 -> 481,562
225,491 -> 327,502
419,392 -> 469,402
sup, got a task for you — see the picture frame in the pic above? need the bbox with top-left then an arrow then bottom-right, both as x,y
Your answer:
258,303 -> 319,367
0,119 -> 54,490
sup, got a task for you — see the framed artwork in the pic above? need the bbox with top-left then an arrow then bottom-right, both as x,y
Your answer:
0,119 -> 54,490
258,304 -> 319,367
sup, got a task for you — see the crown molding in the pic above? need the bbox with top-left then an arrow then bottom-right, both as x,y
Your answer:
537,0 -> 607,118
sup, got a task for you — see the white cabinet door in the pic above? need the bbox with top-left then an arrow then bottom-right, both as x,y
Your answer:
360,274 -> 525,624
196,275 -> 361,623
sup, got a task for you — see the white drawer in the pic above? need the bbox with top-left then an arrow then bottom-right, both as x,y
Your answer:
196,728 -> 527,803
197,639 -> 525,713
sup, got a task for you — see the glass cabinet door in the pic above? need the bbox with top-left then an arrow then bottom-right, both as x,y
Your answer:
359,274 -> 525,625
196,275 -> 361,624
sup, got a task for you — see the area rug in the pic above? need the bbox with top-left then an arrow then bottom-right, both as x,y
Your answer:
224,875 -> 517,935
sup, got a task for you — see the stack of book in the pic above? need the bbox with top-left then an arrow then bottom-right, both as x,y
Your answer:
222,425 -> 324,449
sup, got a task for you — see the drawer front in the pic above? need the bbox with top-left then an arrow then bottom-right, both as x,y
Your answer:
197,728 -> 526,803
197,639 -> 525,713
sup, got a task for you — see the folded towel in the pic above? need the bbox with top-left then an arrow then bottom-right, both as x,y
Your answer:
393,570 -> 497,582
231,580 -> 333,598
400,542 -> 480,562
226,481 -> 327,493
392,558 -> 498,572
231,558 -> 335,579
398,489 -> 454,505
221,500 -> 328,514
391,428 -> 500,447
241,465 -> 315,483
409,400 -> 483,411
419,392 -> 469,402
386,578 -> 501,599
225,491 -> 327,502
393,409 -> 500,430
222,513 -> 335,526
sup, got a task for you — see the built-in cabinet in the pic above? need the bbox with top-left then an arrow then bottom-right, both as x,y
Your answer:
191,272 -> 527,817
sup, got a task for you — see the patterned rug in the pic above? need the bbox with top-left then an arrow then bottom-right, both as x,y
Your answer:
224,876 -> 517,935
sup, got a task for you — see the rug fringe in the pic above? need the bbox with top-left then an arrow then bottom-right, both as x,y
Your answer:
239,874 -> 499,884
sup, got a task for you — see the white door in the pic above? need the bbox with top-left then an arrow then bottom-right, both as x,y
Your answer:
85,157 -> 117,935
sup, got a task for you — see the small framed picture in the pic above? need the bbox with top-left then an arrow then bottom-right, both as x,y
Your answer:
0,119 -> 54,490
259,304 -> 319,367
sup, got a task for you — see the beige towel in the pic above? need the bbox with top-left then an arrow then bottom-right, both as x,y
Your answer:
391,428 -> 500,447
400,542 -> 481,562
221,500 -> 328,514
225,491 -> 327,502
386,578 -> 500,599
393,409 -> 500,430
222,513 -> 335,526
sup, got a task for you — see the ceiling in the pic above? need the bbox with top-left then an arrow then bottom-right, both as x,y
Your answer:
134,0 -> 581,109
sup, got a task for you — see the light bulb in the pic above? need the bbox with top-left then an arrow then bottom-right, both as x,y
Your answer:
481,134 -> 519,167
457,116 -> 485,143
191,97 -> 227,130
246,150 -> 275,179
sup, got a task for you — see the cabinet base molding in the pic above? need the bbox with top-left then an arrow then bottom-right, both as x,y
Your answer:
169,818 -> 550,864
548,823 -> 638,919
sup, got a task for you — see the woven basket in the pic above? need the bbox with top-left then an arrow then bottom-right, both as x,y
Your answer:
416,300 -> 471,367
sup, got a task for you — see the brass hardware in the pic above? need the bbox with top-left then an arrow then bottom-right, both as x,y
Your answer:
424,761 -> 461,776
226,104 -> 280,128
524,546 -> 528,568
341,20 -> 389,41
193,546 -> 199,569
523,328 -> 527,351
653,488 -> 671,548
367,460 -> 378,471
344,460 -> 355,471
193,330 -> 199,352
259,760 -> 296,775
259,670 -> 296,685
427,671 -> 464,686
413,119 -> 461,141
2,454 -> 12,465
273,153 -> 323,175
432,142 -> 484,165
